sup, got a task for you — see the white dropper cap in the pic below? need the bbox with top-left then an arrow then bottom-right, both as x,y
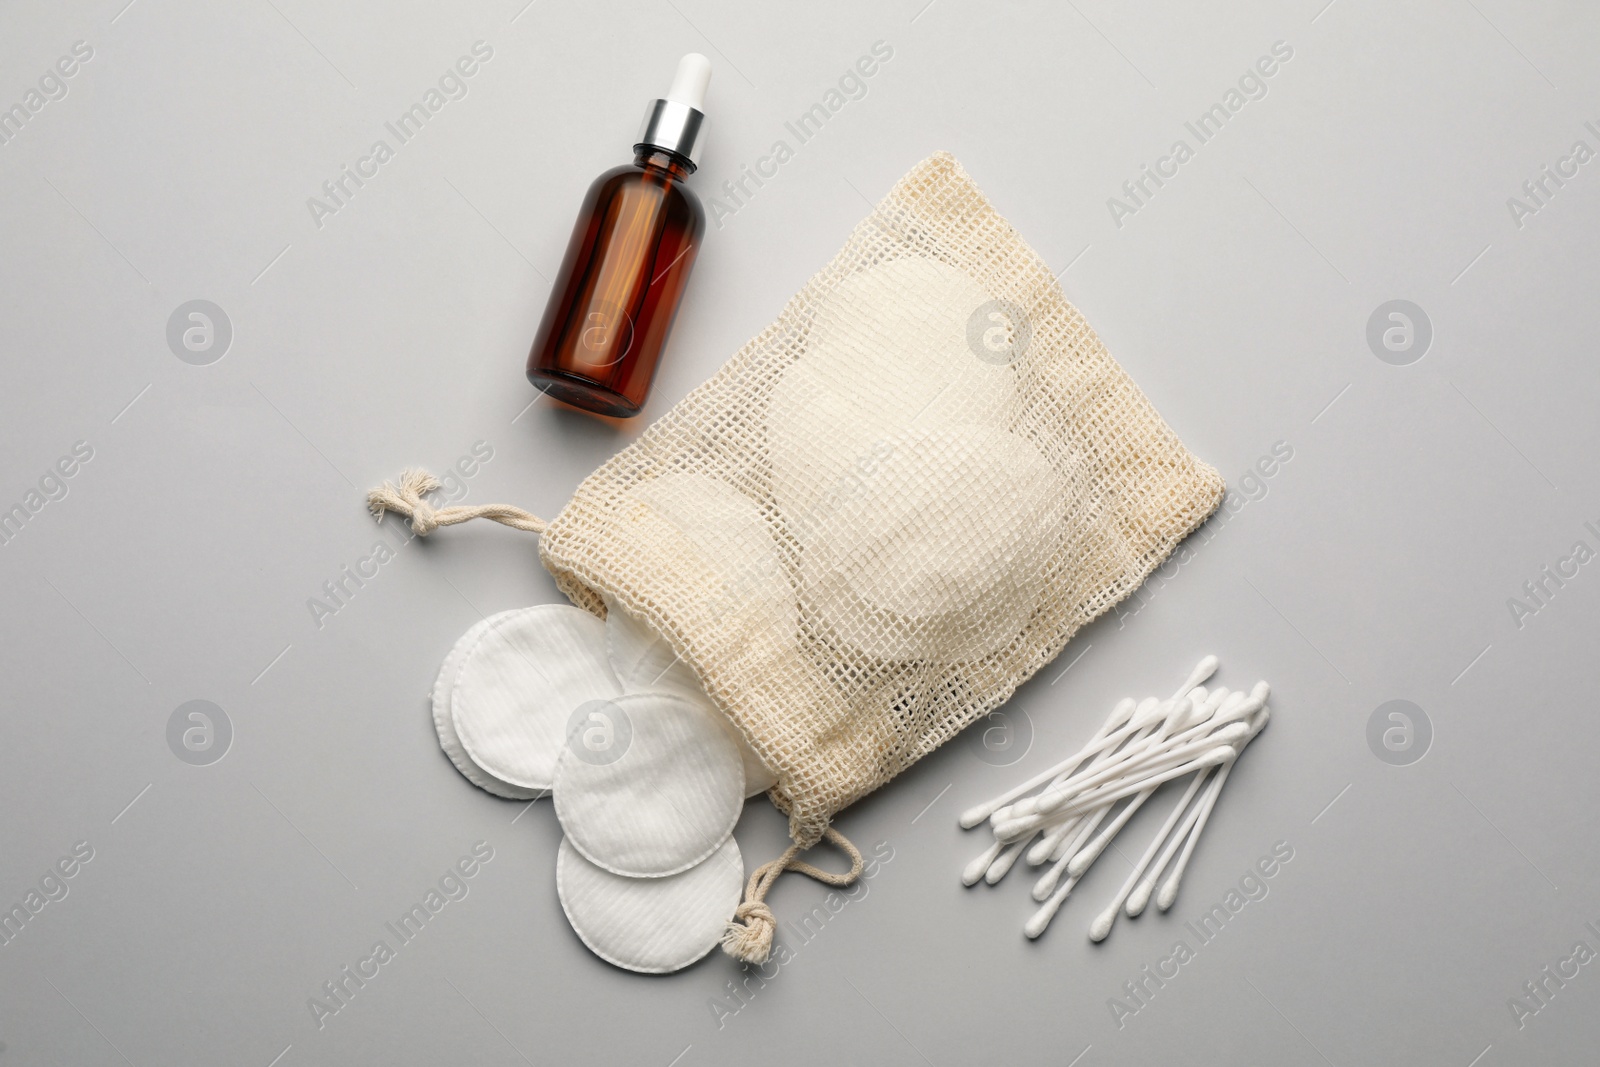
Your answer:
666,53 -> 712,111
637,54 -> 711,165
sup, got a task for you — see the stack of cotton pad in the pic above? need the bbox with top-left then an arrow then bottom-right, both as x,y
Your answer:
431,599 -> 775,973
765,257 -> 1073,663
957,656 -> 1272,942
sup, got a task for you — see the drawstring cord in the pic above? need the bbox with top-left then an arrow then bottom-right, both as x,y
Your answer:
722,827 -> 864,964
367,469 -> 547,537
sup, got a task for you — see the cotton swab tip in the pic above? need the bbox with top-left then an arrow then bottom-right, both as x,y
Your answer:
1024,876 -> 1078,939
993,817 -> 1041,842
958,804 -> 993,829
1026,835 -> 1056,866
1156,878 -> 1179,911
1066,840 -> 1104,878
1126,881 -> 1153,916
985,841 -> 1025,884
963,841 -> 1002,886
1088,906 -> 1117,942
1211,721 -> 1251,745
1179,655 -> 1219,694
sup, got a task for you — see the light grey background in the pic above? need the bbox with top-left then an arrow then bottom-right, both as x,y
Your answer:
2,0 -> 1597,1064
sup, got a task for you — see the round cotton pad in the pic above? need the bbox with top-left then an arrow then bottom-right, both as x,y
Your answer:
622,472 -> 797,656
557,835 -> 744,974
603,593 -> 778,797
800,424 -> 1069,662
431,611 -> 543,800
604,592 -> 700,696
451,604 -> 621,792
554,690 -> 745,877
767,258 -> 1018,525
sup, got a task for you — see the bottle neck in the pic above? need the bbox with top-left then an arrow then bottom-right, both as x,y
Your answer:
633,146 -> 695,179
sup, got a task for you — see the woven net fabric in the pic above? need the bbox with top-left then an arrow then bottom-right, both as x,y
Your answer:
537,151 -> 1224,850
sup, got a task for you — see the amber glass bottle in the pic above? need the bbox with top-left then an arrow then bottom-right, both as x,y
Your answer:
527,56 -> 710,418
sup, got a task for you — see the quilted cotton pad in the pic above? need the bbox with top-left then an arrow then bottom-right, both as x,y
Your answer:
431,611 -> 543,800
800,424 -> 1070,662
768,258 -> 1018,525
553,690 -> 744,877
557,836 -> 744,974
623,473 -> 796,657
452,604 -> 621,792
603,593 -> 777,797
604,591 -> 700,695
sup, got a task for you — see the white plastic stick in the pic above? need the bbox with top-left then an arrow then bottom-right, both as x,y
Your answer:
1052,803 -> 1108,863
1087,762 -> 1218,942
1004,697 -> 1164,820
1065,792 -> 1153,878
1126,768 -> 1216,916
1025,873 -> 1080,938
1025,873 -> 1082,938
958,698 -> 1137,828
993,655 -> 1218,828
1155,706 -> 1269,910
1060,692 -> 1237,875
1029,724 -> 1247,821
1155,768 -> 1227,911
994,747 -> 1234,842
1027,813 -> 1081,865
1032,808 -> 1108,900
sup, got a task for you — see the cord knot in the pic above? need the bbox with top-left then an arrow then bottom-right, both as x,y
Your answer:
722,901 -> 777,964
719,827 -> 863,965
365,469 -> 548,538
368,469 -> 444,535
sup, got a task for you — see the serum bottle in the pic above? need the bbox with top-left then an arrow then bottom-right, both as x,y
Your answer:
527,54 -> 711,417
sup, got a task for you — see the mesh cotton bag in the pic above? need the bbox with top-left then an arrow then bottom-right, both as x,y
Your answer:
369,152 -> 1224,963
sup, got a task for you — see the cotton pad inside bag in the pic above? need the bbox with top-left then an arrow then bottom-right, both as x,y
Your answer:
370,151 -> 1225,964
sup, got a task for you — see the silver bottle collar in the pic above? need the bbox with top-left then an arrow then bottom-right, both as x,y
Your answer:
636,99 -> 706,167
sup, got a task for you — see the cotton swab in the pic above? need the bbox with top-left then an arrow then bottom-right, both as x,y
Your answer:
955,655 -> 1270,943
1086,761 -> 1219,942
1155,706 -> 1270,911
991,746 -> 1235,842
1014,687 -> 1238,821
1000,697 -> 1162,821
978,654 -> 1218,828
984,838 -> 1030,884
961,839 -> 1005,886
1020,692 -> 1198,868
1154,772 -> 1225,911
1125,768 -> 1216,916
1022,724 -> 1248,824
1066,793 -> 1152,878
1032,809 -> 1107,900
1027,813 -> 1082,865
1025,873 -> 1081,938
1059,692 -> 1231,876
1133,700 -> 1269,914
1025,687 -> 1212,851
958,698 -> 1138,828
1025,872 -> 1082,938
